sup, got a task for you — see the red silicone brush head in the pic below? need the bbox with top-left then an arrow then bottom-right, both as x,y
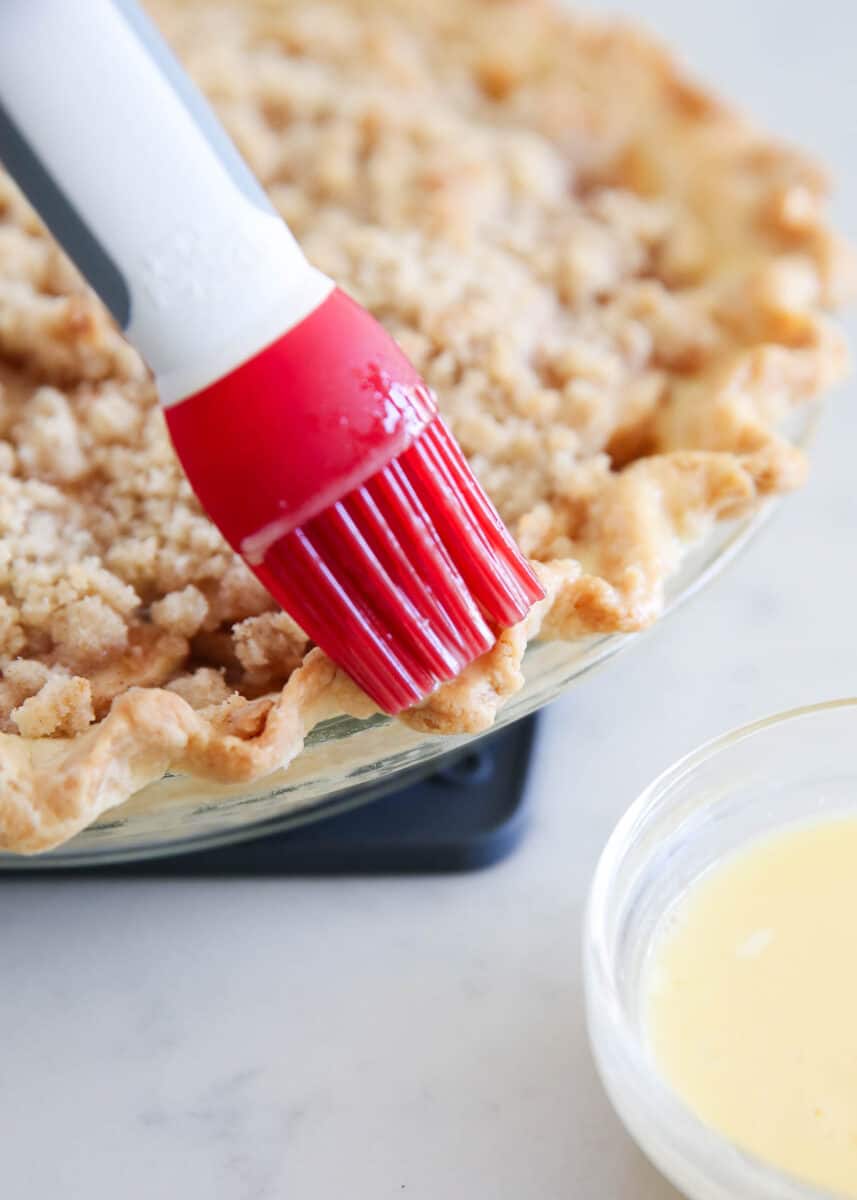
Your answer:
166,289 -> 544,714
253,416 -> 543,712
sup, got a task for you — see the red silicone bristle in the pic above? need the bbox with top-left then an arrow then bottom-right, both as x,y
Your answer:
254,417 -> 545,714
405,422 -> 542,627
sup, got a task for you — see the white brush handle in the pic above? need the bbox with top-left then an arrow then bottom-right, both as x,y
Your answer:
0,0 -> 332,404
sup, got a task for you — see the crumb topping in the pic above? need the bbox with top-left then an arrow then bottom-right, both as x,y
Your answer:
0,0 -> 851,850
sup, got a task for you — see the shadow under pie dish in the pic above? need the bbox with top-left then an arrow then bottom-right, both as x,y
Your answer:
0,0 -> 852,856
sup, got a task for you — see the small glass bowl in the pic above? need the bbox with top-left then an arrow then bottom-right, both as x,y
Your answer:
583,699 -> 857,1200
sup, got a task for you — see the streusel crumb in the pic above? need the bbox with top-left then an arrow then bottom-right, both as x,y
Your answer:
0,0 -> 852,852
150,585 -> 210,639
12,674 -> 94,739
166,666 -> 233,709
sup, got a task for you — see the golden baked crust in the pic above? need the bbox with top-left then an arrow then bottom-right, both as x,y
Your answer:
0,0 -> 852,851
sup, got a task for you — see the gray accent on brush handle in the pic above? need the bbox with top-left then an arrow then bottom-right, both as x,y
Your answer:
0,0 -> 276,331
111,0 -> 276,216
0,96 -> 132,327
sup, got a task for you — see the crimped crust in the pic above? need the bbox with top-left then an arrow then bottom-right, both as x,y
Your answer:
0,0 -> 852,851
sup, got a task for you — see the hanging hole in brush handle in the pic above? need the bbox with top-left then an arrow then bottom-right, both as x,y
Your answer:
0,0 -> 332,404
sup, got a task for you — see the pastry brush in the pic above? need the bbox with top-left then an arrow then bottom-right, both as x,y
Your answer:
0,0 -> 544,713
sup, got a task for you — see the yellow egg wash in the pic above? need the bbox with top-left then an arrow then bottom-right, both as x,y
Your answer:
646,817 -> 857,1197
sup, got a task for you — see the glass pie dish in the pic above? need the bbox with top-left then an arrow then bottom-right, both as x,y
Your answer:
0,403 -> 817,869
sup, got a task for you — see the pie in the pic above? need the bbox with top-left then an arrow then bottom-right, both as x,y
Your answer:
0,0 -> 852,852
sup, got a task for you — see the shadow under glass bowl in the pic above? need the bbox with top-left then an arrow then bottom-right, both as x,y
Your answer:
0,407 -> 818,868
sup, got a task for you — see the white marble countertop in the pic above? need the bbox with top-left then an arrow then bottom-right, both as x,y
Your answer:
3,3 -> 856,1196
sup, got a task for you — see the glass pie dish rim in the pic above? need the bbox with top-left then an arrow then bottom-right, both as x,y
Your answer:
0,406 -> 819,869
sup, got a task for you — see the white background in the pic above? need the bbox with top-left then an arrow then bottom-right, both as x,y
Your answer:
3,2 -> 857,1196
